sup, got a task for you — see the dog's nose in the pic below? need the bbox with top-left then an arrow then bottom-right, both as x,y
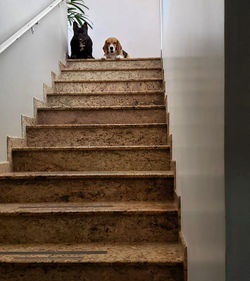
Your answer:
110,46 -> 113,50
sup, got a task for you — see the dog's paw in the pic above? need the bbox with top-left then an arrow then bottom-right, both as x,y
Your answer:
101,57 -> 107,60
116,55 -> 123,59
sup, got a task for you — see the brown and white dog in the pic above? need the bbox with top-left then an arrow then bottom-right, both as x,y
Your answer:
103,37 -> 129,59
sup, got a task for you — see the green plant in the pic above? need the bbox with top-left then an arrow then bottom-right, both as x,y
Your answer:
67,0 -> 93,28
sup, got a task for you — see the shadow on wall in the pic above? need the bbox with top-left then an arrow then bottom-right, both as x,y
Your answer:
161,0 -> 225,281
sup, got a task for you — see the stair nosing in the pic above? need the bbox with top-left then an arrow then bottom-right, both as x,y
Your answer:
60,67 -> 162,72
37,105 -> 166,111
47,91 -> 165,96
67,57 -> 161,62
0,171 -> 175,180
0,259 -> 183,265
54,78 -> 163,83
0,242 -> 184,264
12,145 -> 170,152
26,123 -> 167,129
0,202 -> 178,215
47,89 -> 165,96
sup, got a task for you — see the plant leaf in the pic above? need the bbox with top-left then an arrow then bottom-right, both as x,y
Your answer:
69,3 -> 86,15
67,0 -> 93,29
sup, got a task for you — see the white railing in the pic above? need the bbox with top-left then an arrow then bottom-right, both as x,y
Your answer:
0,0 -> 65,55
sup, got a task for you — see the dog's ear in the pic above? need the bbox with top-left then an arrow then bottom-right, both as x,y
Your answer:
73,21 -> 79,34
82,22 -> 88,31
103,40 -> 108,54
116,40 -> 122,54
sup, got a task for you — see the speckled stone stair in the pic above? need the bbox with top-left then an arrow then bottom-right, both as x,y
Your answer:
0,202 -> 179,244
0,58 -> 186,281
47,90 -> 165,107
0,242 -> 184,281
65,57 -> 162,70
0,171 -> 174,203
37,105 -> 166,125
54,79 -> 163,93
12,145 -> 171,172
60,68 -> 163,81
26,123 -> 168,147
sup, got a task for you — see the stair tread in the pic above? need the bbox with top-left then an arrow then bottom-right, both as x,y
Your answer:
67,57 -> 161,62
0,201 -> 178,214
0,170 -> 174,179
61,67 -> 162,72
37,105 -> 165,111
47,90 -> 165,96
27,123 -> 167,129
0,242 -> 183,264
54,78 -> 163,83
12,145 -> 170,152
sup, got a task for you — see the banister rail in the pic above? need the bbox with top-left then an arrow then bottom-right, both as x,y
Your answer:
0,0 -> 65,55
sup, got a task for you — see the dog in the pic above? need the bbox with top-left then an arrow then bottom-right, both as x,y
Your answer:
70,21 -> 94,59
103,37 -> 129,59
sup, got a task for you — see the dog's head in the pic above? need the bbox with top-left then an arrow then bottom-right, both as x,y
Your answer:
73,21 -> 89,52
103,37 -> 122,55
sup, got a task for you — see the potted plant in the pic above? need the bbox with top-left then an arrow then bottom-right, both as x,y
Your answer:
67,0 -> 92,28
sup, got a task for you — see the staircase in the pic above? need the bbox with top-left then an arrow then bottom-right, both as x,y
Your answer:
0,58 -> 187,281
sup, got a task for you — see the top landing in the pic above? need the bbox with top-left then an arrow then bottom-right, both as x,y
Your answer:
65,57 -> 162,70
67,57 -> 161,62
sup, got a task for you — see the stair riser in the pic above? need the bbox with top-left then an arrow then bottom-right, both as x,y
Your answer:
37,108 -> 166,125
0,212 -> 178,243
66,60 -> 162,70
47,93 -> 164,107
60,69 -> 163,81
0,263 -> 184,281
54,81 -> 163,93
26,126 -> 168,147
12,149 -> 170,172
0,177 -> 174,203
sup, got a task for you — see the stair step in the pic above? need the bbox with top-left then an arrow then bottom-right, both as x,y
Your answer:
12,145 -> 171,172
59,68 -> 163,81
0,202 -> 179,244
0,171 -> 174,203
26,123 -> 168,147
54,79 -> 163,93
0,242 -> 184,281
37,105 -> 166,125
66,57 -> 162,70
47,91 -> 165,107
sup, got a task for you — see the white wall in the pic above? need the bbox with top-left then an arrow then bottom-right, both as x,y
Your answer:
161,1 -> 225,281
0,0 -> 53,43
68,0 -> 161,58
0,0 -> 67,161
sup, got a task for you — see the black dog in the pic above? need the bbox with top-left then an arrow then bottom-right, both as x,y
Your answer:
70,22 -> 94,59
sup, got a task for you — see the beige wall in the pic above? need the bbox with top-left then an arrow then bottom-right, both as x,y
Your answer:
161,0 -> 225,280
0,0 -> 67,161
68,0 -> 161,58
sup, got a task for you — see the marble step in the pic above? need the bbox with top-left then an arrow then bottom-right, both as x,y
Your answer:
54,79 -> 163,93
0,171 -> 175,203
59,68 -> 163,81
47,91 -> 165,107
66,57 -> 162,70
26,124 -> 168,147
0,202 -> 179,244
0,242 -> 185,281
12,145 -> 171,172
37,105 -> 167,125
